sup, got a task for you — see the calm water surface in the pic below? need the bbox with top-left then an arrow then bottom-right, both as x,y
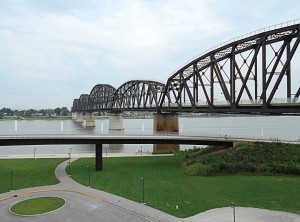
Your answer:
0,116 -> 299,155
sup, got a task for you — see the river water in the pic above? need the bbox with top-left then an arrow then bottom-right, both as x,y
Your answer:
0,115 -> 299,155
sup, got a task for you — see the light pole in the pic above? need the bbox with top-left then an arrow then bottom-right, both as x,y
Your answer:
68,147 -> 72,176
231,202 -> 236,222
87,165 -> 91,187
34,148 -> 37,159
140,177 -> 145,204
10,169 -> 14,191
68,152 -> 71,176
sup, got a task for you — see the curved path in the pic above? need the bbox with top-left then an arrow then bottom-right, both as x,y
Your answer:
0,158 -> 300,222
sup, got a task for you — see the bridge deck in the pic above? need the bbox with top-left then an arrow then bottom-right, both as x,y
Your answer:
0,134 -> 299,147
1,134 -> 298,171
0,134 -> 234,147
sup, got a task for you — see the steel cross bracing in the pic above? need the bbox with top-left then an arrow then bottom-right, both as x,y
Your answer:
77,94 -> 89,111
89,84 -> 116,111
112,80 -> 165,111
72,23 -> 300,115
72,81 -> 165,112
159,23 -> 300,114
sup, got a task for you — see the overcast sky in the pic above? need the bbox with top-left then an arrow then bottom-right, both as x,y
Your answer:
0,0 -> 299,109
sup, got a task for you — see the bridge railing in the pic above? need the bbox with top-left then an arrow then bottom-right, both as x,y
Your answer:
154,131 -> 300,144
239,99 -> 263,105
271,98 -> 299,104
160,98 -> 299,108
1,129 -> 299,144
213,100 -> 231,106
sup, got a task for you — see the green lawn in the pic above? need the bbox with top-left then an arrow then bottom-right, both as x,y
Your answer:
10,197 -> 65,215
0,158 -> 66,193
70,156 -> 300,218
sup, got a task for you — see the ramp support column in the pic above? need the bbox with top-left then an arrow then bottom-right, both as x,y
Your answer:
95,144 -> 103,171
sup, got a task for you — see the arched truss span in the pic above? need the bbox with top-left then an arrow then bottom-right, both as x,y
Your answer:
71,99 -> 79,112
112,80 -> 165,110
89,84 -> 116,111
160,23 -> 300,114
78,94 -> 89,111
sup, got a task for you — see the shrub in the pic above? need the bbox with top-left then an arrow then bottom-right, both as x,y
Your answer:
184,163 -> 211,176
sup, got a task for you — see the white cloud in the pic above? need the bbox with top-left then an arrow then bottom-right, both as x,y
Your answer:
0,0 -> 299,108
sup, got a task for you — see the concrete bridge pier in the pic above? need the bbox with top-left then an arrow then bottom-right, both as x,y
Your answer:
86,112 -> 96,127
74,112 -> 84,123
71,112 -> 77,120
108,111 -> 124,134
153,112 -> 179,153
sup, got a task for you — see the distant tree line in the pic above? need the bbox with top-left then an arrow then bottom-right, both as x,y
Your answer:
0,107 -> 70,118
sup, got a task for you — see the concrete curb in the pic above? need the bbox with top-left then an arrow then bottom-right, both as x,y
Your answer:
9,197 -> 66,217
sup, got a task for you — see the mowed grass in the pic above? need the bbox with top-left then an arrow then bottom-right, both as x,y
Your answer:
71,156 -> 300,218
10,197 -> 65,215
0,159 -> 66,193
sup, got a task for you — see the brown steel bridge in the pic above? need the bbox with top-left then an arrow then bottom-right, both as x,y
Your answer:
72,21 -> 300,115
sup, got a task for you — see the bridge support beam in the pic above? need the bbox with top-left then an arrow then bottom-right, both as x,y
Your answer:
86,112 -> 96,127
95,144 -> 103,171
108,111 -> 124,134
153,112 -> 179,153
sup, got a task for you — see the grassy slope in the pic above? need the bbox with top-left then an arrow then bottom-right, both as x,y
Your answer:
0,158 -> 66,193
70,156 -> 300,218
181,142 -> 300,175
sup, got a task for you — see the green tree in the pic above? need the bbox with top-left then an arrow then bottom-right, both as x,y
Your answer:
39,109 -> 46,115
54,108 -> 61,116
25,109 -> 36,117
60,107 -> 69,116
1,107 -> 13,116
45,109 -> 54,116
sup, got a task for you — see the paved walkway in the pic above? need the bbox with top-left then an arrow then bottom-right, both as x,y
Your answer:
184,207 -> 300,222
0,158 -> 300,222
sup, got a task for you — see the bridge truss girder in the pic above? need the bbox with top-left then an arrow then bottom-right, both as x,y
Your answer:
71,99 -> 79,112
160,24 -> 300,114
89,84 -> 116,111
112,80 -> 165,111
76,94 -> 89,111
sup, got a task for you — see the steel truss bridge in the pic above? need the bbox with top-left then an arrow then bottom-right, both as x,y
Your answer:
72,21 -> 300,115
